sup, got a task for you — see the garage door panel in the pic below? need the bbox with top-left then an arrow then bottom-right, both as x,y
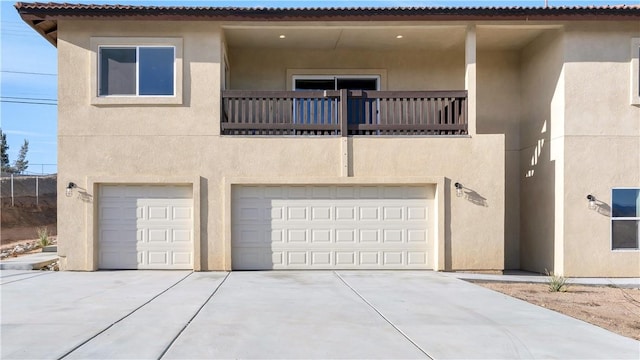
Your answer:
99,250 -> 141,269
336,251 -> 357,266
233,226 -> 271,245
99,185 -> 193,270
336,206 -> 356,220
383,207 -> 403,220
148,251 -> 169,266
311,229 -> 332,243
408,251 -> 428,265
359,207 -> 379,220
287,229 -> 308,243
173,206 -> 193,221
408,229 -> 427,242
232,185 -> 432,270
173,229 -> 193,243
383,252 -> 404,265
148,229 -> 169,243
287,207 -> 308,221
408,207 -> 427,221
147,206 -> 169,221
173,252 -> 192,265
382,229 -> 403,243
360,252 -> 380,265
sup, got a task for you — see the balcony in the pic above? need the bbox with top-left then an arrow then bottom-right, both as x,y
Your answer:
221,90 -> 467,136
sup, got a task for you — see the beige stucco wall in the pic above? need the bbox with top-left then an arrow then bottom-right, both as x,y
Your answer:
56,20 -> 505,272
561,23 -> 640,277
519,29 -> 565,275
519,22 -> 640,277
477,49 -> 521,269
228,47 -> 465,91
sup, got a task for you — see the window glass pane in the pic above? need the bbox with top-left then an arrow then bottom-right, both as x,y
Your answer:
100,48 -> 136,95
295,79 -> 335,90
612,189 -> 640,217
612,220 -> 639,249
336,78 -> 378,90
139,47 -> 174,96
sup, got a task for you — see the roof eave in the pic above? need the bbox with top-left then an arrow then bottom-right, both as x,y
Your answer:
14,3 -> 640,47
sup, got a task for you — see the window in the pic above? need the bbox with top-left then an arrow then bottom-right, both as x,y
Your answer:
292,76 -> 380,125
611,188 -> 640,250
90,37 -> 183,105
99,46 -> 175,96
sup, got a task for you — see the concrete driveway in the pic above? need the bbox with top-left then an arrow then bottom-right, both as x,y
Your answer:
1,270 -> 638,359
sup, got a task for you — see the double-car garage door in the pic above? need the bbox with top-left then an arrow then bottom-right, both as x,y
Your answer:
232,185 -> 433,270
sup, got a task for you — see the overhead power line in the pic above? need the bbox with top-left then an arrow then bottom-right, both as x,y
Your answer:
1,70 -> 57,76
0,100 -> 57,106
2,96 -> 58,102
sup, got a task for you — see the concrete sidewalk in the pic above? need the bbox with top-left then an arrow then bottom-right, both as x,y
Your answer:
1,270 -> 639,359
449,270 -> 640,288
0,252 -> 58,270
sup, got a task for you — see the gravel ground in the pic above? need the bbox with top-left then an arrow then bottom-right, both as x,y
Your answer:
474,281 -> 640,341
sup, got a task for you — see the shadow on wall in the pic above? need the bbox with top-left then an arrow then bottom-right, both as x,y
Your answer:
593,201 -> 612,217
445,178 -> 452,270
200,177 -> 208,270
460,187 -> 488,207
77,189 -> 93,203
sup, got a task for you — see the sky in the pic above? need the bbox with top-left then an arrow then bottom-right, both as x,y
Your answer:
0,0 -> 633,175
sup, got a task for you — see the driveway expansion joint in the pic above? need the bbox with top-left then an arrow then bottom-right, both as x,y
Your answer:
158,271 -> 231,359
0,271 -> 54,285
56,271 -> 195,360
333,271 -> 434,360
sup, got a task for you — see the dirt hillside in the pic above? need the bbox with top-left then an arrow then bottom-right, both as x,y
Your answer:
1,175 -> 57,244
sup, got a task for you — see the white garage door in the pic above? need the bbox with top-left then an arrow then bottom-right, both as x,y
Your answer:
232,185 -> 432,270
99,185 -> 193,270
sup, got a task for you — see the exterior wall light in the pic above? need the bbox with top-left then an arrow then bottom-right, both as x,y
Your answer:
66,182 -> 77,197
454,182 -> 464,197
586,194 -> 597,210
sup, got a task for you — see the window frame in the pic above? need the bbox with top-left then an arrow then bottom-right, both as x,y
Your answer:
290,75 -> 381,126
610,187 -> 640,251
631,38 -> 640,106
90,37 -> 183,105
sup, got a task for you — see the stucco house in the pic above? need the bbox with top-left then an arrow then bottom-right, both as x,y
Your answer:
16,2 -> 639,276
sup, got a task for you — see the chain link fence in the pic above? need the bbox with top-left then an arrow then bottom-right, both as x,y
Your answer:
1,172 -> 57,208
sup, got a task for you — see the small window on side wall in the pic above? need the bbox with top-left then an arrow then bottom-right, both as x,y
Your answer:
611,188 -> 640,250
99,46 -> 175,96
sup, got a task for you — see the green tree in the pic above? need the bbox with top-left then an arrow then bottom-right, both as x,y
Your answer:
0,129 -> 10,173
13,139 -> 29,174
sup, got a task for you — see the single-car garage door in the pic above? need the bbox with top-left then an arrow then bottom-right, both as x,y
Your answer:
99,185 -> 193,269
232,185 -> 432,270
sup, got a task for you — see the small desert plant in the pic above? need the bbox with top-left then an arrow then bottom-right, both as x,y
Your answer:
37,227 -> 50,248
545,269 -> 569,292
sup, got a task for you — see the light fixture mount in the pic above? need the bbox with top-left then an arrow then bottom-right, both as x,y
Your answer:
586,194 -> 597,210
454,182 -> 463,197
66,182 -> 77,197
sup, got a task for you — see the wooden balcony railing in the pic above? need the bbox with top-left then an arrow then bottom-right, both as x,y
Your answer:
221,90 -> 467,136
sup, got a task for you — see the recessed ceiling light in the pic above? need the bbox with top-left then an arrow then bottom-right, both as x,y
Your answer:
396,35 -> 404,39
279,34 -> 286,39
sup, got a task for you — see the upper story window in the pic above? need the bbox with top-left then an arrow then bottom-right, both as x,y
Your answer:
99,46 -> 175,96
611,188 -> 640,250
90,37 -> 183,105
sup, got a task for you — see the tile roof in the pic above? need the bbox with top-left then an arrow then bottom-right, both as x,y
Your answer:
15,2 -> 640,18
14,2 -> 640,46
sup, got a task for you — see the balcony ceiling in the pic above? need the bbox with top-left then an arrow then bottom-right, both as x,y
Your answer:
224,26 -> 556,51
224,27 -> 467,50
